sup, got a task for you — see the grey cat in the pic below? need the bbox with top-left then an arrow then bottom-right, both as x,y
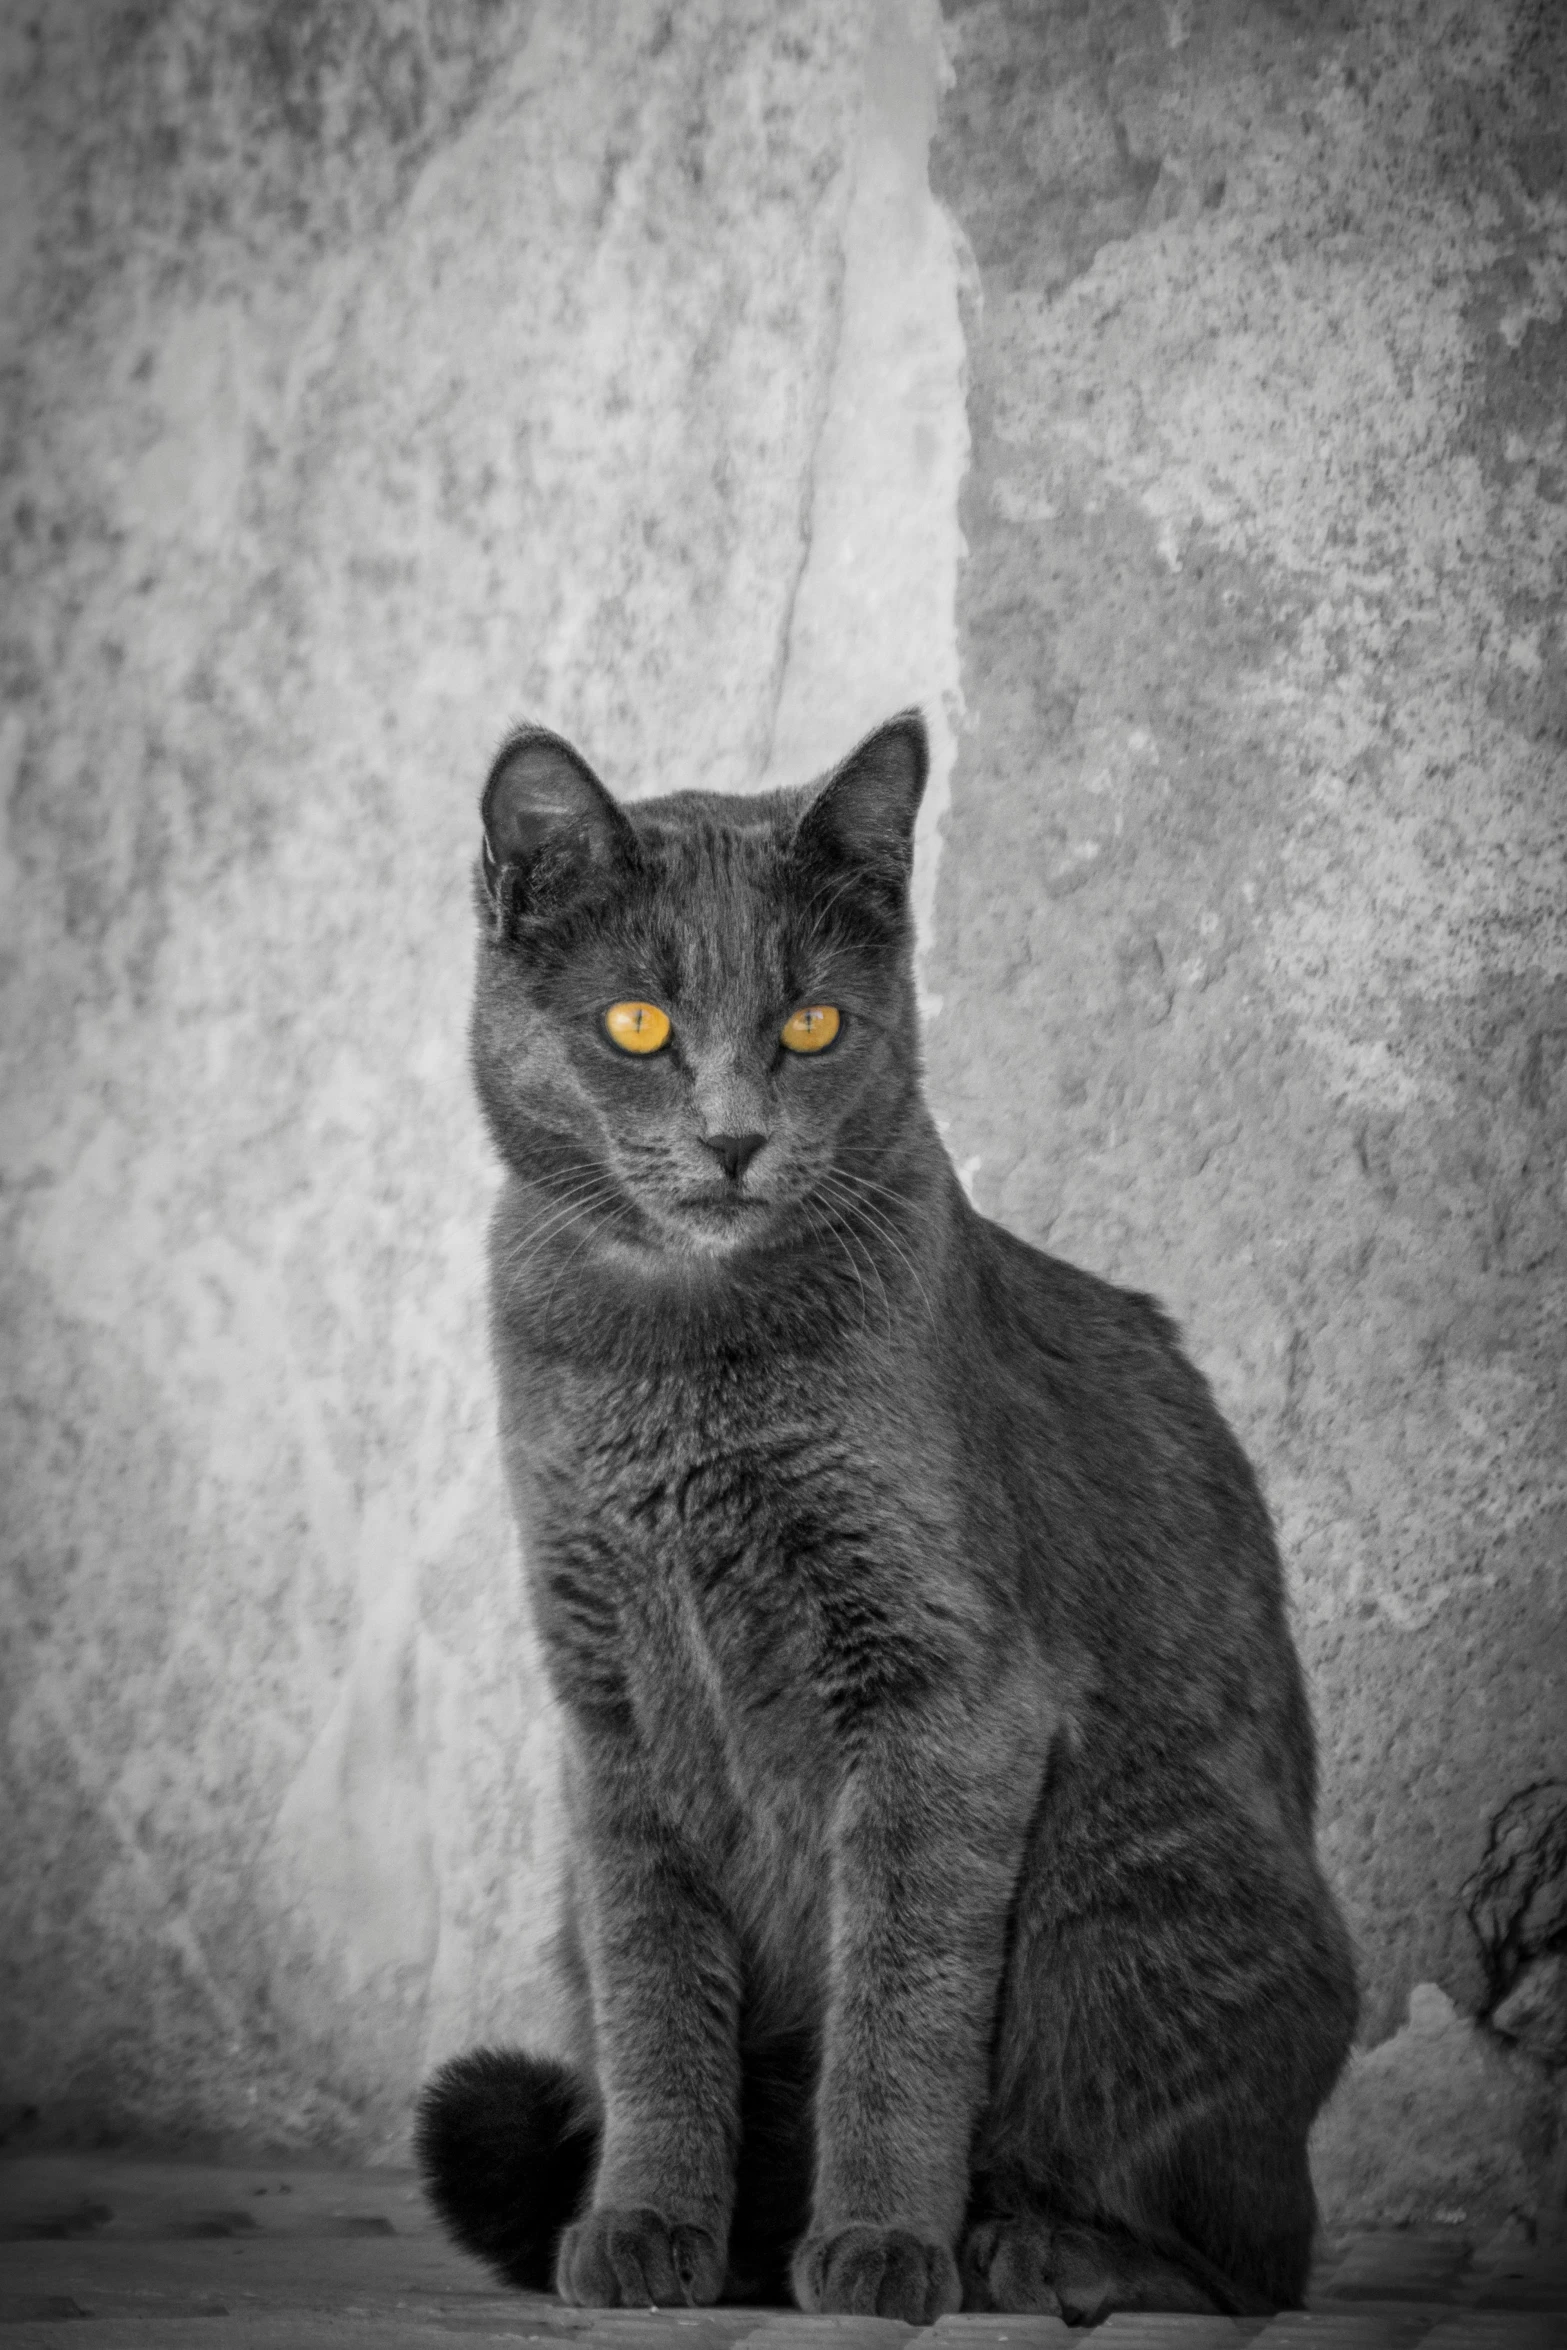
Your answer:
416,711 -> 1358,2324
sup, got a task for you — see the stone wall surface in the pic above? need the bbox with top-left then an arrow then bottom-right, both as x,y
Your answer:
1,0 -> 874,2152
927,0 -> 1567,2044
2,0 -> 1564,2209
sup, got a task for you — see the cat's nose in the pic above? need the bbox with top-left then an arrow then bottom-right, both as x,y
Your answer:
701,1131 -> 767,1182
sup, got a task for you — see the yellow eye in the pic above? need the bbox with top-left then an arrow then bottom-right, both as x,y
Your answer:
780,1004 -> 840,1054
604,1000 -> 671,1054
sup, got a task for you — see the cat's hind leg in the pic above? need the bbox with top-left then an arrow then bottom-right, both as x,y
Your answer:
967,1752 -> 1357,2318
960,2121 -> 1315,2322
961,2211 -> 1226,2322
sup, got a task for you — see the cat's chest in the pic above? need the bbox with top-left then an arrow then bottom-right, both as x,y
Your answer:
581,1358 -> 879,1632
514,1339 -> 955,1754
523,1337 -> 903,1560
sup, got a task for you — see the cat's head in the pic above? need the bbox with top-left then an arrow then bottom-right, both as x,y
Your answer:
469,713 -> 928,1264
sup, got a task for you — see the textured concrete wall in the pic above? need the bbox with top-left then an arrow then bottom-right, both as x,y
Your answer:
1,0 -> 878,2153
3,0 -> 1564,2188
927,0 -> 1567,2045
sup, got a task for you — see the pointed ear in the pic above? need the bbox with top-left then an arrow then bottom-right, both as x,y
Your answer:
478,726 -> 632,919
794,710 -> 928,888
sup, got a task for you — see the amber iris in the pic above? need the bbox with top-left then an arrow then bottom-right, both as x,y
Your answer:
781,1004 -> 840,1054
604,1001 -> 672,1054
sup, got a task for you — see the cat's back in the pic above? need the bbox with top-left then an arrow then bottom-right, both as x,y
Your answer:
950,1200 -> 1243,1483
946,1203 -> 1308,1754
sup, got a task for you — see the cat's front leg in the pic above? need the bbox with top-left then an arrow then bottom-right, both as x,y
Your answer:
795,1684 -> 1049,2325
559,1731 -> 741,2308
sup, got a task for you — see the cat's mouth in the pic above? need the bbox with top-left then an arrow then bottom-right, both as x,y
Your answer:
669,1187 -> 776,1252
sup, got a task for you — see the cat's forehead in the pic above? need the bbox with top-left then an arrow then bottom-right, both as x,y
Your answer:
627,785 -> 803,883
613,794 -> 809,1001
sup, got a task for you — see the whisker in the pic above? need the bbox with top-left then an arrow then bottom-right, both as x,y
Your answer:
815,1192 -> 891,1335
807,1197 -> 867,1335
830,1162 -> 939,1219
820,1170 -> 939,1333
491,1164 -> 615,1265
497,1178 -> 618,1307
512,1193 -> 615,1306
493,1174 -> 616,1276
537,1197 -> 620,1320
803,1195 -> 871,1339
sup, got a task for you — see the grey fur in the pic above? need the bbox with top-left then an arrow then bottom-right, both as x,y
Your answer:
427,709 -> 1357,2322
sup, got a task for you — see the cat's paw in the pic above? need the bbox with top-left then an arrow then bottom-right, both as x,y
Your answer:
960,2216 -> 1065,2316
556,2206 -> 724,2307
961,2216 -> 1217,2321
793,2223 -> 961,2324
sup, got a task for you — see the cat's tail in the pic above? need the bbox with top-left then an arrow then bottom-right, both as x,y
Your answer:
415,2047 -> 599,2290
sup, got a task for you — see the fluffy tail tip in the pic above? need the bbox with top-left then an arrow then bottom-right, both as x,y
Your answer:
414,2046 -> 598,2291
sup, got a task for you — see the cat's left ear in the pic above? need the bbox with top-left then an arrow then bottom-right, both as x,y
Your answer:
794,710 -> 928,890
479,725 -> 633,924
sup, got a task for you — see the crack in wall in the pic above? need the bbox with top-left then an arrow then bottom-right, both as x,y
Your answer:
760,0 -> 970,1008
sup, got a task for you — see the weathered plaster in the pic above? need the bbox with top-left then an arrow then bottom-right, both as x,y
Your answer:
2,0 -> 873,2151
1312,1982 -> 1557,2231
927,0 -> 1567,2038
763,0 -> 969,1001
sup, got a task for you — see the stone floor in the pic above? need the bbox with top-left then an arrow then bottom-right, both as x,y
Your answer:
1,2163 -> 1564,2349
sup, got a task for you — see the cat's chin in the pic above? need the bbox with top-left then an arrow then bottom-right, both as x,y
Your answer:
657,1196 -> 778,1260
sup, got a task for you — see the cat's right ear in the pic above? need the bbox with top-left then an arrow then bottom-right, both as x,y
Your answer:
478,726 -> 632,934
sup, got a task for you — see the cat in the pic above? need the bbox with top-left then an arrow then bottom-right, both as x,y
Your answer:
416,710 -> 1358,2324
